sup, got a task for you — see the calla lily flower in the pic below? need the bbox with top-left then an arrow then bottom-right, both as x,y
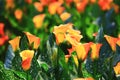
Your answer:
104,35 -> 119,51
75,0 -> 88,13
60,12 -> 71,21
91,43 -> 102,60
9,36 -> 21,52
32,14 -> 45,29
98,0 -> 113,11
48,2 -> 62,15
14,9 -> 23,20
53,23 -> 73,45
111,3 -> 119,13
53,23 -> 83,57
40,0 -> 49,6
20,50 -> 34,71
0,23 -> 9,46
0,23 -> 5,36
5,0 -> 15,10
25,0 -> 32,4
75,42 -> 92,61
56,6 -> 65,15
34,2 -> 43,12
24,32 -> 40,49
114,62 -> 120,75
73,77 -> 94,80
65,29 -> 83,46
90,0 -> 96,4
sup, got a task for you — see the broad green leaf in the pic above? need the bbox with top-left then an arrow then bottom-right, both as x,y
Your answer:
57,47 -> 70,80
11,70 -> 30,80
29,56 -> 41,79
4,45 -> 15,69
95,27 -> 104,43
12,53 -> 23,71
19,35 -> 29,51
0,61 -> 28,80
86,25 -> 94,39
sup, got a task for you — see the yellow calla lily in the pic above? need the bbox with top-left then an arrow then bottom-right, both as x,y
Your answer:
24,32 -> 40,49
20,50 -> 34,71
9,36 -> 21,52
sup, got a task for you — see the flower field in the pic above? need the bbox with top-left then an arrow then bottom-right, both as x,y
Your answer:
1,0 -> 120,80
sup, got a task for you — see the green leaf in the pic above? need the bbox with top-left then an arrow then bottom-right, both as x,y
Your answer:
0,61 -> 28,80
56,47 -> 70,80
86,25 -> 94,39
19,35 -> 29,51
4,45 -> 15,69
46,35 -> 58,66
67,55 -> 78,79
29,56 -> 41,79
12,52 -> 23,71
91,4 -> 102,18
11,70 -> 29,80
95,27 -> 104,43
48,33 -> 56,47
41,62 -> 49,72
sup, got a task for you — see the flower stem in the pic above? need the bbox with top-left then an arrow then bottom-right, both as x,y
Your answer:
26,70 -> 29,80
78,60 -> 83,77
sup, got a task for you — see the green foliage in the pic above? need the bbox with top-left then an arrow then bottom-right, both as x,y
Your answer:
1,0 -> 120,80
0,61 -> 30,80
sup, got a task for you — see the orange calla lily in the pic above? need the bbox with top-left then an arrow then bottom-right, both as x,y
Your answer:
53,23 -> 83,46
60,12 -> 71,21
9,36 -> 21,51
73,0 -> 79,3
53,23 -> 73,34
91,43 -> 102,60
25,0 -> 32,4
53,23 -> 83,57
75,42 -> 92,61
65,0 -> 73,6
84,42 -> 93,55
73,77 -> 94,80
113,62 -> 120,75
98,0 -> 113,11
90,0 -> 96,4
111,3 -> 119,13
24,32 -> 40,49
5,0 -> 15,10
117,40 -> 120,46
32,14 -> 45,29
56,6 -> 65,15
53,23 -> 73,44
48,2 -> 62,15
75,0 -> 88,13
14,9 -> 23,20
104,35 -> 119,51
20,50 -> 34,71
34,2 -> 43,12
65,29 -> 83,46
40,0 -> 49,6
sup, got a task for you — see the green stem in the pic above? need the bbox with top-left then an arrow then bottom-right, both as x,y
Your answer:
26,70 -> 29,80
78,60 -> 83,77
93,60 -> 99,80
